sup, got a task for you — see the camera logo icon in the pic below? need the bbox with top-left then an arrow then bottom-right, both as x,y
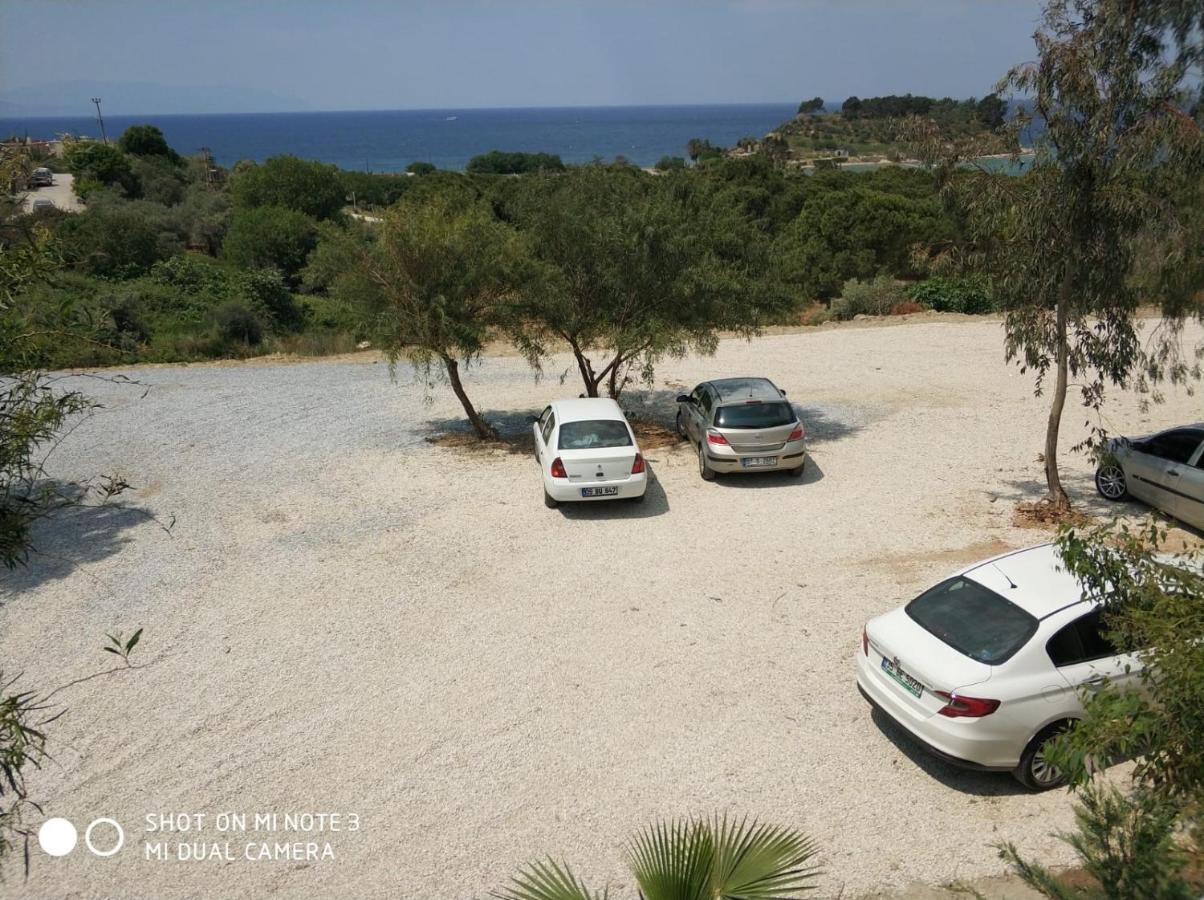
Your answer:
38,817 -> 125,858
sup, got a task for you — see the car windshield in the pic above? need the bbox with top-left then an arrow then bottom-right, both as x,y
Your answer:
558,419 -> 632,450
905,576 -> 1038,664
714,402 -> 794,429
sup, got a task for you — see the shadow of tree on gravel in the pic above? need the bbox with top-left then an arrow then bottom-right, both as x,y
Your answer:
2,488 -> 157,598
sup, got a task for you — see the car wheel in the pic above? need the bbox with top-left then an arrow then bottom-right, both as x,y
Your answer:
675,410 -> 685,437
1095,464 -> 1128,501
1013,722 -> 1071,791
698,444 -> 716,482
543,489 -> 558,509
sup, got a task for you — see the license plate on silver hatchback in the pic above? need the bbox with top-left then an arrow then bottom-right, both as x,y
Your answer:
741,457 -> 777,468
581,486 -> 619,497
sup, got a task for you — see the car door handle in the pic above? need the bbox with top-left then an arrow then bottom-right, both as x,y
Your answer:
1083,675 -> 1107,690
1167,469 -> 1180,477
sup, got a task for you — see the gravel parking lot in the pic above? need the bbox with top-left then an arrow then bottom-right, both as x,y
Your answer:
3,317 -> 1201,898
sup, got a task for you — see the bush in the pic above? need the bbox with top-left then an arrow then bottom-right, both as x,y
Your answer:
655,156 -> 687,171
829,276 -> 909,319
222,205 -> 319,286
56,197 -> 179,277
889,300 -> 925,315
117,124 -> 181,164
406,161 -> 436,175
230,155 -> 345,220
214,302 -> 263,345
466,150 -> 566,175
63,141 -> 139,198
909,276 -> 996,314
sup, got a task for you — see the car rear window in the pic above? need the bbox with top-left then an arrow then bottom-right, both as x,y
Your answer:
905,576 -> 1038,664
558,420 -> 632,450
713,402 -> 794,429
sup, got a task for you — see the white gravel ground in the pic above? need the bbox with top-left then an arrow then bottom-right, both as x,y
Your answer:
2,317 -> 1201,899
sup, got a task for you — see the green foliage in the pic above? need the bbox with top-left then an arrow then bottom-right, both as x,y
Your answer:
55,194 -> 179,277
63,141 -> 138,198
222,204 -> 319,286
686,138 -> 724,162
338,169 -> 413,208
830,276 -> 909,319
797,97 -> 825,115
0,674 -> 53,869
655,156 -> 687,171
129,154 -> 187,205
230,154 -> 345,220
215,302 -> 263,346
494,816 -> 820,900
406,161 -> 437,175
909,276 -> 995,314
466,151 -> 566,175
117,124 -> 181,164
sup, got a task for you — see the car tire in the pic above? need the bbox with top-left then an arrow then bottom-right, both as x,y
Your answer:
1095,464 -> 1128,501
698,444 -> 716,482
1013,722 -> 1072,791
543,489 -> 558,509
675,410 -> 685,437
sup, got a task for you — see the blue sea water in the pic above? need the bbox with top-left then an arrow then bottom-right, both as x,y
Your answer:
0,104 -> 799,172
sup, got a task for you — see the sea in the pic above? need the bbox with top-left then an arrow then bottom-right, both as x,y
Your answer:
0,104 -> 800,173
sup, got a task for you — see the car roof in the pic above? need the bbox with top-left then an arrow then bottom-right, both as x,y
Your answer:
705,377 -> 782,404
958,543 -> 1088,620
549,397 -> 626,424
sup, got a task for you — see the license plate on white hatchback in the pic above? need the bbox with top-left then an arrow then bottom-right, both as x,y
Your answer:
741,457 -> 777,468
581,486 -> 619,497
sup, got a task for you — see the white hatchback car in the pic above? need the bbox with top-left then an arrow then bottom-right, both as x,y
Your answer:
533,398 -> 648,508
856,544 -> 1141,790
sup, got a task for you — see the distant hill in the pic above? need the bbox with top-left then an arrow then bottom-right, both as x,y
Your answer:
0,81 -> 310,117
759,93 -> 1017,167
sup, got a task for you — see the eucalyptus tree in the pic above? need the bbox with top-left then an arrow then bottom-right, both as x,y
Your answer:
493,815 -> 820,900
912,0 -> 1204,512
350,195 -> 535,439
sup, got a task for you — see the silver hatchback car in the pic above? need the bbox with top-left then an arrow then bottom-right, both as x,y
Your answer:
675,377 -> 806,480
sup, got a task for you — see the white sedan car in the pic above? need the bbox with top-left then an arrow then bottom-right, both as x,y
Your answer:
533,398 -> 647,508
856,543 -> 1141,790
1095,424 -> 1204,530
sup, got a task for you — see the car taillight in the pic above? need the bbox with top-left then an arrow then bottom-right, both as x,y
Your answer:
862,626 -> 869,656
706,430 -> 728,446
631,453 -> 645,474
788,424 -> 804,442
550,457 -> 567,478
934,692 -> 1000,718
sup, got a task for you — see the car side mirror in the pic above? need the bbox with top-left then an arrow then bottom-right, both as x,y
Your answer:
780,389 -> 788,396
676,394 -> 691,404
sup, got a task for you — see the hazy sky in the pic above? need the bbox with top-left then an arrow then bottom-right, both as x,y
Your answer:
0,0 -> 1047,113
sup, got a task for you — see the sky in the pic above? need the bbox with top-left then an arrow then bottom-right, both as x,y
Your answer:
0,0 -> 1047,115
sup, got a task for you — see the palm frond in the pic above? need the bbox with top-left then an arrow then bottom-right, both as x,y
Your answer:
626,817 -> 714,900
491,857 -> 607,900
709,814 -> 822,899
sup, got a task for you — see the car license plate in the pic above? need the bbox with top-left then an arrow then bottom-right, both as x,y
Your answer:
741,457 -> 777,468
881,656 -> 923,698
581,486 -> 619,497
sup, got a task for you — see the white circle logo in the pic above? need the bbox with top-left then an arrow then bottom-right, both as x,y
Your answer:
85,818 -> 125,857
38,818 -> 78,857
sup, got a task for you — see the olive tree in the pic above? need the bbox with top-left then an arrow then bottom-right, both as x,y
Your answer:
913,0 -> 1204,512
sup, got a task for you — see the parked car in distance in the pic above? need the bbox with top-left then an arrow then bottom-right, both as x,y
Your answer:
675,377 -> 805,481
29,167 -> 53,187
30,197 -> 56,212
533,398 -> 647,508
856,543 -> 1143,790
1095,424 -> 1204,530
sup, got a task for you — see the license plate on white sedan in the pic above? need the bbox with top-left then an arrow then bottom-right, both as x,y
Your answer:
741,457 -> 777,468
881,656 -> 923,699
581,486 -> 619,497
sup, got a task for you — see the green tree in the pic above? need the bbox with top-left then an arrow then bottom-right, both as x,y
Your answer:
654,155 -> 687,171
797,96 -> 824,115
841,95 -> 862,117
63,140 -> 138,198
508,167 -> 778,398
913,0 -> 1204,512
406,161 -> 437,175
343,195 -> 534,438
55,195 -> 178,277
222,204 -> 319,286
230,155 -> 345,220
494,815 -> 820,900
117,124 -> 181,164
465,151 -> 566,175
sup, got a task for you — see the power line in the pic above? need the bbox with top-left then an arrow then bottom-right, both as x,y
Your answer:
90,97 -> 108,144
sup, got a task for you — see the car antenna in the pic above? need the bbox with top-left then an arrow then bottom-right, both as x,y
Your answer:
992,563 -> 1018,589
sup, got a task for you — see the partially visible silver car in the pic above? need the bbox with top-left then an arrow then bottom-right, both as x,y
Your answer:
1095,424 -> 1204,530
30,197 -> 56,212
675,377 -> 806,480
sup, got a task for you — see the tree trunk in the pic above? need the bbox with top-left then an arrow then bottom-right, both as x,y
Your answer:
441,354 -> 496,440
1044,279 -> 1072,511
569,343 -> 601,397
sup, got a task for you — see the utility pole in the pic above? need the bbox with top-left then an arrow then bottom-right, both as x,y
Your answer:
91,97 -> 108,144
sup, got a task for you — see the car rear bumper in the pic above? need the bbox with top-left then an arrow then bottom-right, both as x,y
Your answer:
546,473 -> 647,502
854,651 -> 1017,772
705,445 -> 806,474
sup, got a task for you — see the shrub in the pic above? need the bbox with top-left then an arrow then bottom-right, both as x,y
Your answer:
406,161 -> 436,175
889,300 -> 925,315
465,150 -> 566,175
221,205 -> 319,286
655,156 -> 687,171
214,302 -> 263,345
829,276 -> 909,319
117,124 -> 181,164
63,141 -> 139,197
56,197 -> 179,277
230,155 -> 345,220
909,275 -> 996,314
